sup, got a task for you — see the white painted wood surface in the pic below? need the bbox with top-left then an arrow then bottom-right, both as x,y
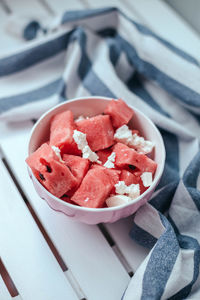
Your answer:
1,126 -> 131,300
0,159 -> 78,300
0,0 -> 200,299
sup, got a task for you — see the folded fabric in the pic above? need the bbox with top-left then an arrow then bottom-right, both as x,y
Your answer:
0,7 -> 200,299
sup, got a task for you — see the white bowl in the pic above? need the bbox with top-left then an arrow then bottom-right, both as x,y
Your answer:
27,96 -> 165,224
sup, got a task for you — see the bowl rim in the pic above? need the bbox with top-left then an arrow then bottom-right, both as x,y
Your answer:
28,96 -> 166,212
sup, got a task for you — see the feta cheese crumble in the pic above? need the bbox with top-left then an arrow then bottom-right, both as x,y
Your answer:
115,181 -> 140,200
82,145 -> 99,162
51,146 -> 65,163
141,172 -> 153,187
73,129 -> 100,163
103,152 -> 116,169
114,125 -> 154,154
75,115 -> 85,122
114,125 -> 133,144
73,130 -> 87,151
106,195 -> 131,207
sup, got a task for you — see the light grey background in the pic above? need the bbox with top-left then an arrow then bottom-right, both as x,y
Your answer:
165,0 -> 200,34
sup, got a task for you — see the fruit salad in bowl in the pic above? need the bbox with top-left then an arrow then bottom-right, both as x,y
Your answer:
26,97 -> 165,224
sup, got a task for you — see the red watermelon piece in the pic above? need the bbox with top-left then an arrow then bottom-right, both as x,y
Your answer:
120,170 -> 135,186
132,129 -> 140,136
63,154 -> 90,187
26,143 -> 78,198
76,114 -> 114,152
104,99 -> 133,128
49,110 -> 81,155
26,143 -> 59,173
113,143 -> 157,174
97,148 -> 112,165
119,169 -> 147,194
43,160 -> 77,197
71,168 -> 114,208
91,164 -> 120,186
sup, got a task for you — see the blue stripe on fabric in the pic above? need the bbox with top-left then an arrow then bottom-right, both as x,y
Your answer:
141,213 -> 179,300
116,33 -> 200,108
130,223 -> 157,249
156,127 -> 180,190
183,151 -> 200,189
122,13 -> 200,67
186,187 -> 200,211
23,20 -> 41,41
107,37 -> 122,66
150,181 -> 179,214
61,7 -> 199,67
126,71 -> 170,117
168,215 -> 200,299
0,78 -> 65,113
98,27 -> 200,107
71,27 -> 115,98
183,151 -> 200,211
0,32 -> 72,77
97,28 -> 122,66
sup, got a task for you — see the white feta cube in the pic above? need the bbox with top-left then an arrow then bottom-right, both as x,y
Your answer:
114,125 -> 133,145
127,184 -> 140,199
82,145 -> 99,163
103,152 -> 116,169
141,172 -> 153,187
115,181 -> 127,195
73,130 -> 87,151
106,195 -> 131,207
51,145 -> 64,163
114,125 -> 154,154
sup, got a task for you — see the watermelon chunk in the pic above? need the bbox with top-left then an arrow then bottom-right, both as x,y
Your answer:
49,110 -> 81,155
26,143 -> 59,172
104,99 -> 133,128
91,164 -> 120,187
26,143 -> 77,197
97,148 -> 112,165
42,160 -> 77,197
63,154 -> 90,187
71,168 -> 114,208
120,170 -> 135,186
76,115 -> 114,152
113,142 -> 157,174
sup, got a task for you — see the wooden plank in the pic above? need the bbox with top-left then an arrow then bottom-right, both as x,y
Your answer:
0,3 -> 23,55
105,217 -> 150,273
126,0 -> 200,59
5,0 -> 49,16
44,0 -> 85,15
0,159 -> 78,300
1,129 -> 130,300
0,274 -> 13,300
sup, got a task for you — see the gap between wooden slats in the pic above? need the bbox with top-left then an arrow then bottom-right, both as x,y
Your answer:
0,158 -> 78,300
0,272 -> 16,300
0,0 -> 23,55
1,127 -> 131,300
4,0 -> 49,16
0,258 -> 19,298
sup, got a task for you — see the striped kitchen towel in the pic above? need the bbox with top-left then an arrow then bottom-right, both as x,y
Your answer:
1,7 -> 200,299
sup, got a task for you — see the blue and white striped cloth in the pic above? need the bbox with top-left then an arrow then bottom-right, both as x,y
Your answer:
1,7 -> 200,299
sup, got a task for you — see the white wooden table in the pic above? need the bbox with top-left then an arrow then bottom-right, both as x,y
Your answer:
0,1 -> 200,299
